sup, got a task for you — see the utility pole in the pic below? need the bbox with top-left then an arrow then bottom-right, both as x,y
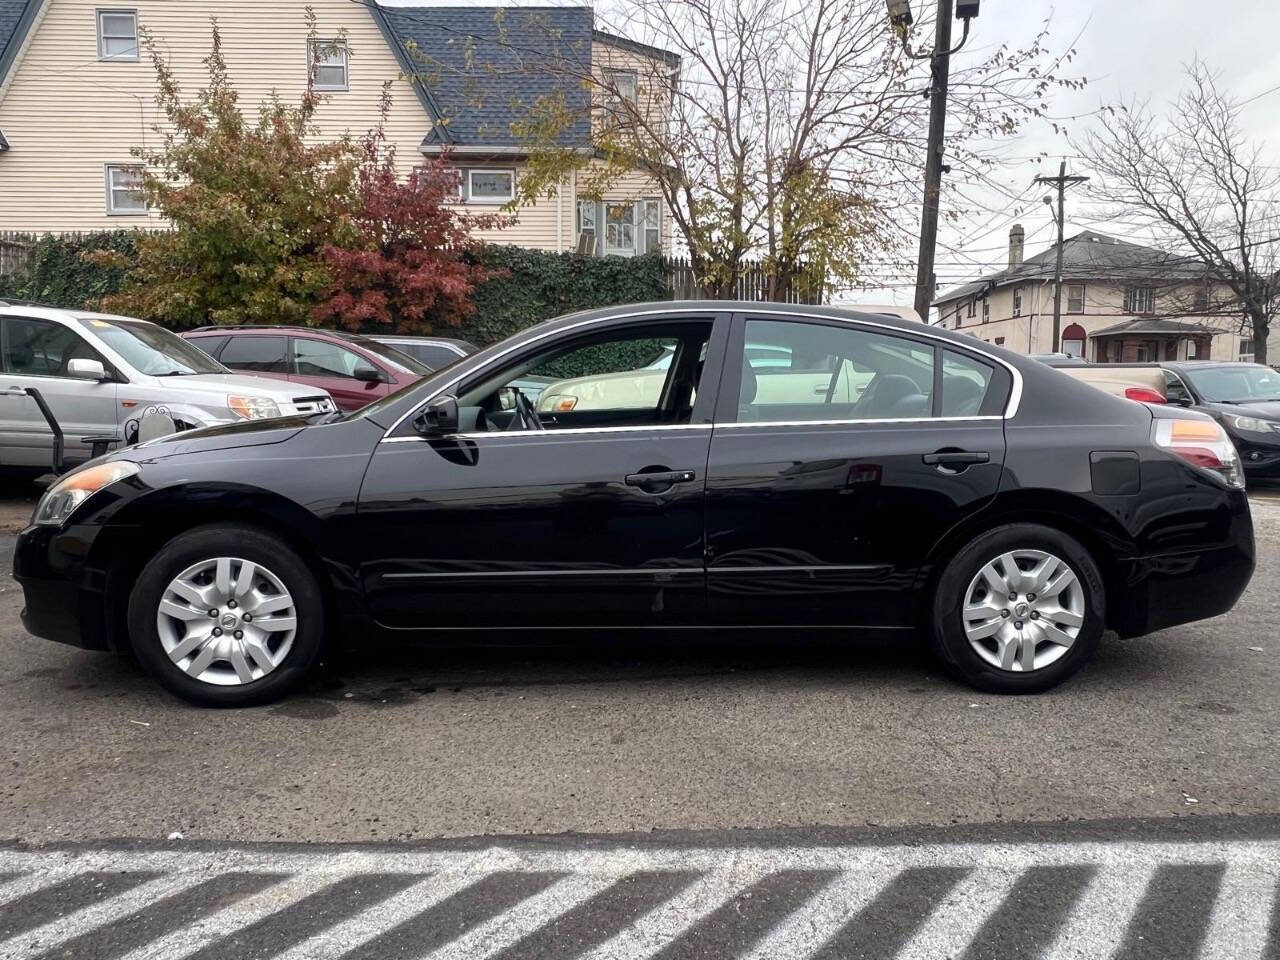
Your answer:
1035,162 -> 1089,352
886,0 -> 978,323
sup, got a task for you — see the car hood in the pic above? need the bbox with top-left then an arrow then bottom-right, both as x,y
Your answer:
126,416 -> 311,459
1202,399 -> 1280,420
147,373 -> 321,400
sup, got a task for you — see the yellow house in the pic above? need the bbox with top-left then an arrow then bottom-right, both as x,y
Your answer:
0,1 -> 675,255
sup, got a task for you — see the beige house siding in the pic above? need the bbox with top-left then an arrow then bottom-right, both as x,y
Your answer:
937,281 -> 1251,362
0,0 -> 430,233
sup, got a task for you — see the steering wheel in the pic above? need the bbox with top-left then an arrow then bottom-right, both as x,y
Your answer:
507,390 -> 545,431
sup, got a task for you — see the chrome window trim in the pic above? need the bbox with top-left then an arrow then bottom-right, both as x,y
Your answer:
380,307 -> 1024,441
381,423 -> 713,443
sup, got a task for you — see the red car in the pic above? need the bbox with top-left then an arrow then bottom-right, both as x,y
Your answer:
182,326 -> 431,412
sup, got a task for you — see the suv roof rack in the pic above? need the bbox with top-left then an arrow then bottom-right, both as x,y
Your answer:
0,298 -> 52,309
187,324 -> 362,340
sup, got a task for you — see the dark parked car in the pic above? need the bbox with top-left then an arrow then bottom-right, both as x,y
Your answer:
16,303 -> 1254,706
368,335 -> 477,370
1161,361 -> 1280,477
182,326 -> 430,413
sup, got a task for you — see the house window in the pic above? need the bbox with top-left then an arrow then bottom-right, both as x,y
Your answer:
966,298 -> 976,318
576,201 -> 597,254
1106,340 -> 1121,363
1239,339 -> 1254,362
642,199 -> 661,252
468,169 -> 515,203
604,202 -> 636,255
310,38 -> 349,91
1066,284 -> 1085,313
1125,286 -> 1155,314
1135,339 -> 1161,362
105,164 -> 146,215
1193,287 -> 1210,313
981,298 -> 989,323
1186,340 -> 1198,360
97,9 -> 138,61
1062,338 -> 1084,358
603,69 -> 637,111
1012,288 -> 1022,316
994,337 -> 1005,346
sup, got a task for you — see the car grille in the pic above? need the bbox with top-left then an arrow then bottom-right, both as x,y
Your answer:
291,395 -> 337,415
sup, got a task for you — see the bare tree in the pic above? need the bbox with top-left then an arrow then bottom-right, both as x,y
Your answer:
1079,61 -> 1280,364
490,0 -> 1081,302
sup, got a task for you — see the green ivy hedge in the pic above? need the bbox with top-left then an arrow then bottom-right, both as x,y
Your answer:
0,232 -> 670,346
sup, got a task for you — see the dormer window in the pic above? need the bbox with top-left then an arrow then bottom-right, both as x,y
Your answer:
97,9 -> 138,62
603,69 -> 637,112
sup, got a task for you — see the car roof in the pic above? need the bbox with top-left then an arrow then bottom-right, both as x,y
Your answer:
0,302 -> 162,327
186,324 -> 371,343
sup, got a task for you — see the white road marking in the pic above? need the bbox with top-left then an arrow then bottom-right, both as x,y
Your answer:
738,867 -> 901,960
114,873 -> 337,960
1040,865 -> 1154,960
420,872 -> 617,960
0,872 -> 209,958
894,866 -> 1023,960
266,872 -> 480,960
1199,863 -> 1279,960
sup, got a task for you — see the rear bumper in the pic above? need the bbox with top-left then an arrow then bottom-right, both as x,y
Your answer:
1111,491 -> 1255,638
13,524 -> 112,651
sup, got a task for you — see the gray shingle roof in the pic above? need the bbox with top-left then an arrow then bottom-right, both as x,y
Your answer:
380,6 -> 593,148
0,0 -> 41,89
935,231 -> 1212,305
1090,318 -> 1221,337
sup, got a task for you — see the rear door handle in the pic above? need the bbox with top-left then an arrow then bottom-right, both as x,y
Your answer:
923,451 -> 990,466
625,469 -> 697,488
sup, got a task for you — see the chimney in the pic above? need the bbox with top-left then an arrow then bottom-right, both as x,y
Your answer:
1008,223 -> 1025,269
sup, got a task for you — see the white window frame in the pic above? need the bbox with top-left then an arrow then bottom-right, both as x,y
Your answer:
576,200 -> 597,254
105,164 -> 146,216
1062,337 -> 1085,359
603,69 -> 638,110
309,37 -> 349,92
1239,338 -> 1254,363
1125,286 -> 1155,315
604,201 -> 636,256
642,198 -> 661,252
97,8 -> 138,62
1066,284 -> 1085,313
1012,287 -> 1022,316
467,168 -> 515,204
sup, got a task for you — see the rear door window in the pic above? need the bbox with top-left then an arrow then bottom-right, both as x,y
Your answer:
293,337 -> 371,379
220,335 -> 290,373
188,335 -> 230,359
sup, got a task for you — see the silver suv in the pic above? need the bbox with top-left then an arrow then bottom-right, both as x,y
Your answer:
0,304 -> 336,472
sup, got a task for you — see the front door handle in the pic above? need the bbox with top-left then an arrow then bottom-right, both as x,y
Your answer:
625,469 -> 697,489
923,450 -> 990,467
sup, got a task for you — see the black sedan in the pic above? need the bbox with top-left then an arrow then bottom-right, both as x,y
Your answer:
1162,361 -> 1280,477
14,303 -> 1255,706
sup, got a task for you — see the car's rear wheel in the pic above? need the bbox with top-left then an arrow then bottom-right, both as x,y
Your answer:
127,524 -> 324,707
930,524 -> 1104,693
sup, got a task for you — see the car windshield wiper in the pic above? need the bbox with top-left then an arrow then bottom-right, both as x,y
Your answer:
154,369 -> 194,376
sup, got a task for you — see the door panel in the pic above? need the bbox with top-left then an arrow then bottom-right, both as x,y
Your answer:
359,429 -> 711,628
703,314 -> 1009,628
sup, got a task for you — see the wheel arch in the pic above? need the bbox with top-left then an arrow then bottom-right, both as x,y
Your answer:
88,482 -> 365,653
914,490 -> 1137,634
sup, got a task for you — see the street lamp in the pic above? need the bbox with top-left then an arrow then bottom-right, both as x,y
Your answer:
885,0 -> 980,323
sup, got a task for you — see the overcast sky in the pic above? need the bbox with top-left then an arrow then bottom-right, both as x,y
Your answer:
383,0 -> 1280,306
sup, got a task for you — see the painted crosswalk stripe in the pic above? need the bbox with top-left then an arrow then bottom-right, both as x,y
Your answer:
0,872 -> 207,958
575,865 -> 768,960
0,870 -> 155,940
1200,864 -> 1280,960
1041,865 -> 1154,960
1114,863 -> 1227,959
423,872 -> 619,960
895,867 -> 1023,960
113,873 -> 329,960
808,867 -> 971,959
739,867 -> 902,960
958,864 -> 1096,960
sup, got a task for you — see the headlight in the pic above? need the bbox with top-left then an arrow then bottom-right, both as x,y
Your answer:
1226,414 -> 1270,434
228,395 -> 281,420
33,461 -> 141,526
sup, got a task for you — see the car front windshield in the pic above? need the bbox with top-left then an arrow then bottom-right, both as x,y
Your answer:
1183,364 -> 1280,403
78,316 -> 225,376
356,339 -> 433,376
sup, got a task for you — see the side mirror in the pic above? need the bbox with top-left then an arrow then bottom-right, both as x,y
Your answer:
67,358 -> 108,381
413,396 -> 459,436
353,365 -> 384,383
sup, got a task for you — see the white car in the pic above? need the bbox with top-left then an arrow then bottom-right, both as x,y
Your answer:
0,302 -> 336,473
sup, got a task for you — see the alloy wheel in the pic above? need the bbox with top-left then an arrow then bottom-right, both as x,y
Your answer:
155,557 -> 298,686
961,549 -> 1085,673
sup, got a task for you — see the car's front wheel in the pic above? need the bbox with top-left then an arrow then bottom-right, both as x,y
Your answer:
930,524 -> 1105,693
127,524 -> 325,707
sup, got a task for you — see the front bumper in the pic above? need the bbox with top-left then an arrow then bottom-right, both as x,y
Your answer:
13,523 -> 112,650
1234,434 -> 1280,476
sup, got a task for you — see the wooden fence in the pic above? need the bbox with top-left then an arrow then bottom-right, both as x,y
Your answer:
0,231 -> 35,278
664,256 -> 825,305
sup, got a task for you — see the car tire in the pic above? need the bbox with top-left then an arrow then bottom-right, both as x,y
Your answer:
930,523 -> 1104,694
127,524 -> 325,707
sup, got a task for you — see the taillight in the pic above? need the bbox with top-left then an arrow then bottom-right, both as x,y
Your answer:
1152,418 -> 1245,488
1125,386 -> 1166,404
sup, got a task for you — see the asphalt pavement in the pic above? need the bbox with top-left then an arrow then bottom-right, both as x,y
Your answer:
0,491 -> 1277,958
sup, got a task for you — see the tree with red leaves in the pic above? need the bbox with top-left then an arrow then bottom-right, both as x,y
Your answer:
316,97 -> 511,334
